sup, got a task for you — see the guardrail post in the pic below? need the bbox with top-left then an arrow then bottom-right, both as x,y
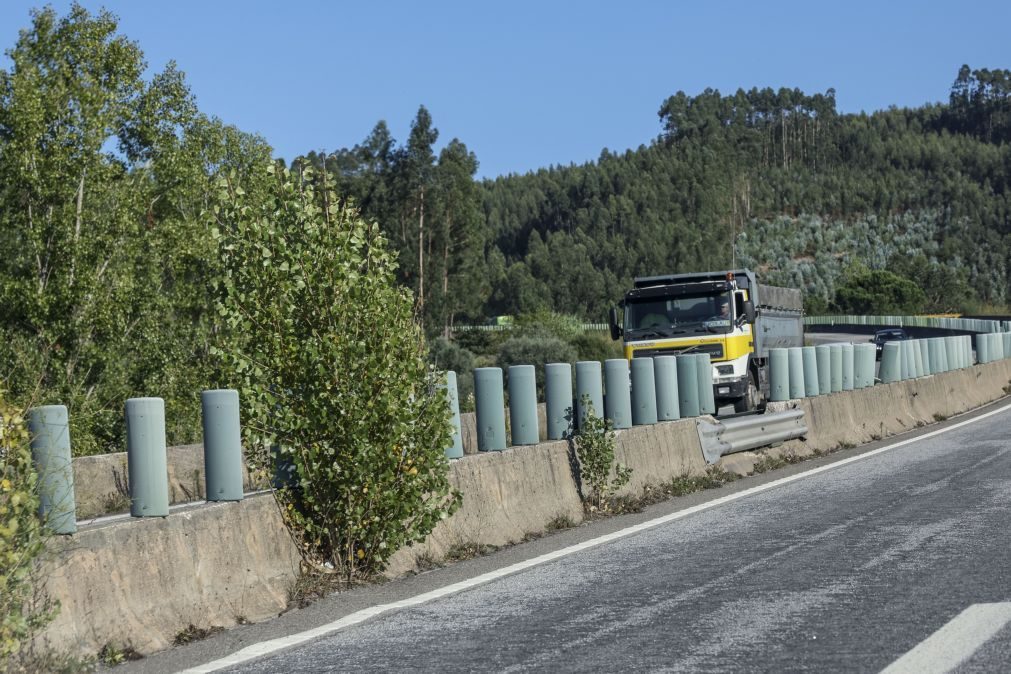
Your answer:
853,344 -> 875,388
508,365 -> 539,446
545,363 -> 573,440
787,347 -> 806,399
913,339 -> 925,377
441,372 -> 464,458
841,343 -> 854,391
653,356 -> 680,421
604,359 -> 632,429
769,348 -> 789,401
880,342 -> 902,383
930,338 -> 946,373
696,354 -> 717,414
28,405 -> 76,534
815,345 -> 831,394
575,361 -> 604,429
944,336 -> 956,370
902,340 -> 916,379
630,357 -> 658,426
802,346 -> 819,396
125,397 -> 169,517
474,368 -> 507,451
201,389 -> 244,501
676,355 -> 700,416
830,344 -> 843,392
965,335 -> 973,367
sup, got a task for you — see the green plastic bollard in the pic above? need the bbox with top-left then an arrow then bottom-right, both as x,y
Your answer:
508,365 -> 539,446
696,354 -> 717,415
912,340 -> 925,377
769,348 -> 790,402
853,344 -> 875,388
630,357 -> 658,426
919,340 -> 931,376
604,359 -> 632,429
575,361 -> 604,429
977,334 -> 990,364
545,363 -> 574,440
880,342 -> 902,383
201,389 -> 244,501
815,345 -> 832,395
788,347 -> 806,399
442,371 -> 464,458
830,344 -> 843,392
653,356 -> 680,421
676,355 -> 701,417
902,340 -> 916,380
929,338 -> 945,373
840,344 -> 854,391
28,405 -> 76,534
802,346 -> 819,396
943,336 -> 954,370
474,368 -> 507,451
125,397 -> 170,517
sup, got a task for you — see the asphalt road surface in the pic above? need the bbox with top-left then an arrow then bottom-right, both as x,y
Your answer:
134,401 -> 1009,673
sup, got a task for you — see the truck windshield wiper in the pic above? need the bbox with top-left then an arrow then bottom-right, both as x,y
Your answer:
629,329 -> 668,339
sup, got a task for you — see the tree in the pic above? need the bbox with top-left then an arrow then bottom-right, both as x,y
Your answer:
832,268 -> 927,315
213,163 -> 459,580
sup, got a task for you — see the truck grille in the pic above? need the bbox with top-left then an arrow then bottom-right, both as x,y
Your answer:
633,343 -> 725,360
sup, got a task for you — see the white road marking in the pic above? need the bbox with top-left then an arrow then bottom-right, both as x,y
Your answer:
182,401 -> 1011,673
881,603 -> 1011,673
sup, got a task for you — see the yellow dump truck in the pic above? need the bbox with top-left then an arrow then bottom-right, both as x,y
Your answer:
608,269 -> 803,412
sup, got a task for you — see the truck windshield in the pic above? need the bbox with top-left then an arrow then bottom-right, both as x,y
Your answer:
624,291 -> 733,337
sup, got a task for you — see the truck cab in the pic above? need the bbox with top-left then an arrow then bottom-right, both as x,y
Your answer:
608,270 -> 803,413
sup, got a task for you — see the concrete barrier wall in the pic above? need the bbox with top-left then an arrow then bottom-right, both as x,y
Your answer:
42,359 -> 1011,657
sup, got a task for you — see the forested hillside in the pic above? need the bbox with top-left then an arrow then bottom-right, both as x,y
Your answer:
312,67 -> 1010,324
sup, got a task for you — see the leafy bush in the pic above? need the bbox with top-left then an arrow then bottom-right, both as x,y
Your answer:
213,164 -> 460,581
0,392 -> 56,665
569,332 -> 624,363
573,397 -> 631,512
832,268 -> 927,315
515,311 -> 584,342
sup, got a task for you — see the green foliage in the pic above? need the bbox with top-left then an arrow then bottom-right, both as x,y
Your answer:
832,268 -> 928,315
496,336 -> 577,401
0,393 -> 56,665
573,397 -> 631,512
569,332 -> 624,362
0,5 -> 272,455
213,164 -> 460,580
428,338 -> 476,409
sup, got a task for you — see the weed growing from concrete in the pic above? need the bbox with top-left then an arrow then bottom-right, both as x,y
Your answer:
445,542 -> 499,562
933,412 -> 949,422
97,643 -> 142,666
173,624 -> 224,646
545,514 -> 576,531
573,397 -> 632,512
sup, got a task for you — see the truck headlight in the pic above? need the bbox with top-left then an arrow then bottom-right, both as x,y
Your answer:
716,365 -> 734,375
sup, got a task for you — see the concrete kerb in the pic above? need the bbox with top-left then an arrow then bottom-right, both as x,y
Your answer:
41,359 -> 1011,658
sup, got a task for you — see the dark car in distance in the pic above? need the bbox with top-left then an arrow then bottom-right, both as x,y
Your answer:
873,328 -> 910,359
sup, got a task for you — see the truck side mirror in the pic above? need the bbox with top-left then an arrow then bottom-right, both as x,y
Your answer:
608,307 -> 622,341
743,300 -> 756,323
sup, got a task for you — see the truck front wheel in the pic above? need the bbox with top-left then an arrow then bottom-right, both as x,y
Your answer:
733,371 -> 762,413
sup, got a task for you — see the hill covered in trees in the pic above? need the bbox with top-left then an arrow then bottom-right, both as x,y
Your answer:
309,66 -> 1010,326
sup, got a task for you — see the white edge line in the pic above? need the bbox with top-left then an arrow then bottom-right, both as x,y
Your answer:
880,602 -> 1011,673
181,401 -> 1011,673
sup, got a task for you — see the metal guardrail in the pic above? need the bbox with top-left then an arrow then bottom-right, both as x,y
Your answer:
805,315 -> 1011,333
696,409 -> 808,464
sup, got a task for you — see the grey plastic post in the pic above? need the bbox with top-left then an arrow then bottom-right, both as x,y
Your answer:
604,358 -> 632,429
788,347 -> 806,399
474,368 -> 506,451
545,363 -> 574,440
575,361 -> 604,430
201,389 -> 244,501
676,355 -> 700,417
125,397 -> 169,517
840,343 -> 854,391
880,342 -> 902,383
653,356 -> 680,421
966,335 -> 974,367
912,340 -> 925,378
815,345 -> 832,395
830,344 -> 843,392
508,365 -> 539,446
769,348 -> 789,402
919,340 -> 932,375
977,334 -> 990,364
802,346 -> 819,396
442,372 -> 464,458
630,357 -> 658,426
852,344 -> 873,388
931,338 -> 946,373
902,340 -> 916,380
944,336 -> 955,370
696,354 -> 717,414
28,405 -> 76,534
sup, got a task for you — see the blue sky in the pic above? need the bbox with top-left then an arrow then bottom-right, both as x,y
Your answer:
1,1 -> 1009,178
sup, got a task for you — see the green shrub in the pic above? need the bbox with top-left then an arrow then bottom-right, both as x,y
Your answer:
569,332 -> 624,362
515,311 -> 584,342
213,164 -> 460,581
573,397 -> 631,512
428,338 -> 475,408
0,392 -> 56,665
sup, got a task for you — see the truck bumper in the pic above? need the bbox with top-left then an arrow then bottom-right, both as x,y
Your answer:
713,376 -> 749,401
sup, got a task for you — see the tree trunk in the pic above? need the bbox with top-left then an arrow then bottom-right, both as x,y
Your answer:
417,187 -> 425,311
